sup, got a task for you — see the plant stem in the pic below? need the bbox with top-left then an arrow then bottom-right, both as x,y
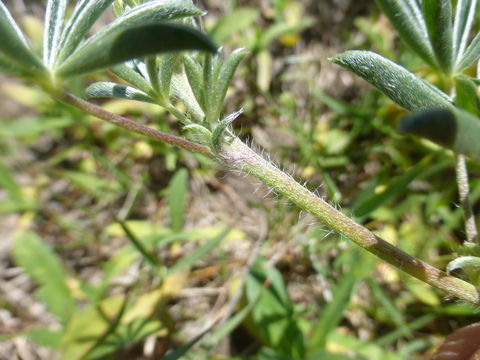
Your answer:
455,154 -> 478,244
58,92 -> 213,156
222,137 -> 480,304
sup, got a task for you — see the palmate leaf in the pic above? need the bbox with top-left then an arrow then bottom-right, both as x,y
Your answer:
375,0 -> 437,68
422,0 -> 453,73
56,0 -> 114,64
0,2 -> 45,76
43,0 -> 67,68
453,0 -> 478,63
56,0 -> 216,77
332,50 -> 480,161
85,81 -> 156,103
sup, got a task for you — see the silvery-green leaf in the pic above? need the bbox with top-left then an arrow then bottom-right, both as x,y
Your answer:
172,71 -> 205,121
56,0 -> 114,64
422,0 -> 453,73
85,82 -> 156,104
212,48 -> 247,121
455,75 -> 479,116
57,23 -> 217,78
331,50 -> 451,111
0,2 -> 45,75
43,0 -> 67,68
447,256 -> 480,274
211,109 -> 243,153
160,53 -> 178,100
110,63 -> 152,94
146,56 -> 160,92
375,0 -> 437,67
456,32 -> 480,72
183,54 -> 205,110
453,0 -> 478,63
400,108 -> 480,161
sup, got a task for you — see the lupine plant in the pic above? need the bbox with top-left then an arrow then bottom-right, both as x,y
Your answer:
1,0 -> 480,357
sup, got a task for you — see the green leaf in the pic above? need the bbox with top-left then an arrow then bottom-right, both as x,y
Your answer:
375,0 -> 436,67
56,0 -> 216,77
43,0 -> 67,68
453,0 -> 478,63
455,75 -> 479,116
110,63 -> 152,93
183,54 -> 205,109
56,0 -> 114,64
212,48 -> 248,121
309,270 -> 357,351
422,0 -> 453,73
167,168 -> 189,232
0,162 -> 23,202
447,256 -> 480,273
166,228 -> 229,276
27,329 -> 64,349
0,2 -> 45,75
210,7 -> 260,44
399,108 -> 480,161
331,50 -> 452,111
12,231 -> 75,323
456,32 -> 480,72
0,53 -> 27,77
211,109 -> 243,153
160,53 -> 178,100
85,81 -> 156,103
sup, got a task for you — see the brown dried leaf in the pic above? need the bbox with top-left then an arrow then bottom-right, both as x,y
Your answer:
431,323 -> 480,360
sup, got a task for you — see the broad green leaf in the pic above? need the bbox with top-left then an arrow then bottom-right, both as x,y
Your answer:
331,51 -> 452,111
27,329 -> 63,349
167,168 -> 188,232
456,32 -> 480,72
399,108 -> 480,161
309,270 -> 357,351
210,7 -> 260,43
56,0 -> 114,64
85,81 -> 156,103
111,63 -> 152,93
453,0 -> 478,62
43,0 -> 67,68
375,0 -> 436,67
455,75 -> 479,116
56,0 -> 216,77
12,231 -> 75,323
0,2 -> 45,75
422,0 -> 453,73
212,48 -> 248,121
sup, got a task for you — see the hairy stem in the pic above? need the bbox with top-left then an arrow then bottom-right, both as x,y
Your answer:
58,92 -> 213,156
455,154 -> 478,244
222,137 -> 480,304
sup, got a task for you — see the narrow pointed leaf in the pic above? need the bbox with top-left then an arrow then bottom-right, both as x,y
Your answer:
453,0 -> 478,63
43,0 -> 67,68
160,53 -> 178,100
455,75 -> 479,116
331,50 -> 452,111
56,0 -> 114,64
57,22 -> 217,77
211,109 -> 243,152
447,256 -> 480,274
110,63 -> 152,93
375,0 -> 436,67
456,32 -> 480,72
85,81 -> 156,103
183,54 -> 205,109
213,48 -> 248,120
422,0 -> 453,73
400,108 -> 480,160
0,2 -> 45,75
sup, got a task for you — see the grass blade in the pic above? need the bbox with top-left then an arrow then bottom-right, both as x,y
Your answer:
453,0 -> 478,63
85,81 -> 156,104
43,0 -> 67,68
331,50 -> 452,111
57,0 -> 114,64
422,0 -> 453,73
56,1 -> 215,77
12,231 -> 76,323
167,168 -> 188,233
0,2 -> 45,75
375,0 -> 436,67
